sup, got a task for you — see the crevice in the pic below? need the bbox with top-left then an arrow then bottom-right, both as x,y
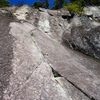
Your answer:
48,12 -> 53,16
62,15 -> 68,19
31,28 -> 96,100
51,68 -> 62,77
51,67 -> 95,100
66,79 -> 95,100
14,62 -> 42,99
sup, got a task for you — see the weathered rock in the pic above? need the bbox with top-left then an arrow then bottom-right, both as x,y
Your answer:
47,9 -> 60,16
33,28 -> 100,100
0,5 -> 100,100
84,6 -> 100,21
13,5 -> 32,20
47,9 -> 71,17
62,15 -> 100,59
0,16 -> 89,100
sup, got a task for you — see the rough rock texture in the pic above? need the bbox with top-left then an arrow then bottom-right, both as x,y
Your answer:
0,12 -> 14,100
0,5 -> 100,100
33,28 -> 100,100
62,15 -> 100,59
84,6 -> 100,21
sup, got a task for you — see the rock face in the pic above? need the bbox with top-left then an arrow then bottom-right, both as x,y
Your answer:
0,11 -> 14,100
84,6 -> 100,21
63,14 -> 100,59
0,5 -> 100,100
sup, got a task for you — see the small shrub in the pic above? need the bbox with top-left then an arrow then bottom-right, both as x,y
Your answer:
54,73 -> 60,77
31,33 -> 35,36
52,69 -> 61,77
63,2 -> 83,14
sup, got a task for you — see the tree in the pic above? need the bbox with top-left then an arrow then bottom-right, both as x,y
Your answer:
0,0 -> 9,8
44,0 -> 49,8
70,0 -> 100,6
32,2 -> 46,9
32,0 -> 49,9
52,0 -> 68,9
63,1 -> 83,14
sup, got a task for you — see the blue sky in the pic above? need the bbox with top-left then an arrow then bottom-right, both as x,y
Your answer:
8,0 -> 70,8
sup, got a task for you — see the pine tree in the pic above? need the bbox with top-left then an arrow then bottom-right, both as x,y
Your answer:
44,0 -> 49,8
0,0 -> 9,8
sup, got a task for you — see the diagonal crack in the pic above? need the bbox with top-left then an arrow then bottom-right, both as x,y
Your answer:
51,67 -> 95,100
14,62 -> 43,99
31,30 -> 95,100
66,79 -> 95,100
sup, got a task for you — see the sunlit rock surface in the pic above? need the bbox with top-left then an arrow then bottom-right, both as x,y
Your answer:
0,5 -> 100,100
84,6 -> 100,21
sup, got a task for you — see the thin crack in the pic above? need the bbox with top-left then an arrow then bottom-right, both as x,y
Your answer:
14,62 -> 43,99
66,79 -> 95,100
51,67 -> 95,100
29,30 -> 95,100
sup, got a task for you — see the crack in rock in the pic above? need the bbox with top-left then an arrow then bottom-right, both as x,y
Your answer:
51,68 -> 95,100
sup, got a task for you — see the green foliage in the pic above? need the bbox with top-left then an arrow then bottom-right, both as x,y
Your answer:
0,0 -> 9,8
83,0 -> 100,6
70,0 -> 100,6
53,73 -> 61,77
50,6 -> 56,10
63,2 -> 83,14
32,1 -> 49,9
31,33 -> 35,36
32,2 -> 46,9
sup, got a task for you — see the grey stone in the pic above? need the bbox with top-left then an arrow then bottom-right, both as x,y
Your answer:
84,6 -> 100,21
0,5 -> 100,100
63,15 -> 100,59
33,28 -> 100,100
0,11 -> 14,100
